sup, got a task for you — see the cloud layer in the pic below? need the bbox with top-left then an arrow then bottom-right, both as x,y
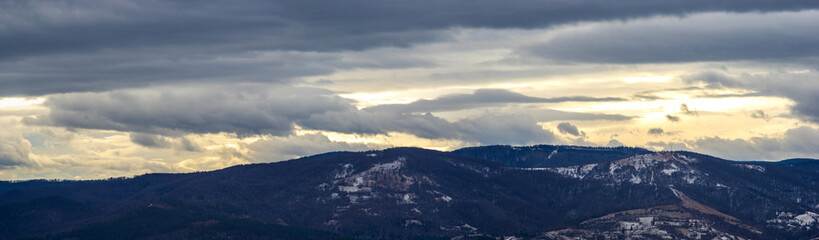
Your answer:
364,89 -> 625,113
35,85 -> 351,137
1,1 -> 818,179
0,131 -> 32,169
681,70 -> 819,123
1,1 -> 817,96
33,86 -> 628,145
687,126 -> 819,160
526,11 -> 819,63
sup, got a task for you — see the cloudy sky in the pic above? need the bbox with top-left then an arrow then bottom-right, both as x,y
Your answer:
1,0 -> 818,180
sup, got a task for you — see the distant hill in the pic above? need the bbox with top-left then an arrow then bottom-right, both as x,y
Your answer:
1,145 -> 818,239
451,145 -> 653,167
772,158 -> 819,173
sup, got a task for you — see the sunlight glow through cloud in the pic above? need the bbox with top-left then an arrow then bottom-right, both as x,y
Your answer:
1,3 -> 817,180
0,98 -> 45,109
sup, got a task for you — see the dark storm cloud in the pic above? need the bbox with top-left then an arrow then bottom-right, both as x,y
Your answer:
364,89 -> 625,113
1,0 -> 817,96
681,71 -> 819,123
525,10 -> 819,63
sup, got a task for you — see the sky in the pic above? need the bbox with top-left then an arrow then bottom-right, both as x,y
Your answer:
1,0 -> 818,180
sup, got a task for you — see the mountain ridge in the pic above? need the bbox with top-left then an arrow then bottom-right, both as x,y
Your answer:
1,145 -> 818,239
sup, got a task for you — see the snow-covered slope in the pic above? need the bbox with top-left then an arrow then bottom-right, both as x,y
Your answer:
530,152 -> 768,187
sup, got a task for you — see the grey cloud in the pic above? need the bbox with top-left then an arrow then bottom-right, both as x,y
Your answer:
779,127 -> 819,154
679,103 -> 693,115
5,0 -> 814,58
307,79 -> 336,86
0,132 -> 33,169
178,138 -> 200,152
525,10 -> 819,63
647,128 -> 665,136
453,114 -> 557,145
686,126 -> 819,160
249,133 -> 388,162
631,87 -> 703,101
678,103 -> 699,117
525,109 -> 633,122
299,110 -> 454,140
0,49 -> 431,97
645,141 -> 690,151
681,70 -> 819,123
606,139 -> 625,147
299,110 -> 558,145
665,114 -> 680,122
33,85 -> 595,145
33,85 -> 353,137
557,122 -> 582,136
2,0 -> 818,96
632,94 -> 667,101
750,110 -> 770,121
364,89 -> 625,113
129,133 -> 200,151
694,92 -> 761,99
682,71 -> 743,88
129,133 -> 172,149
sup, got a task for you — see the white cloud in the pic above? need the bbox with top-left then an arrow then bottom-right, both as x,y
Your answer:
249,133 -> 388,162
686,126 -> 819,160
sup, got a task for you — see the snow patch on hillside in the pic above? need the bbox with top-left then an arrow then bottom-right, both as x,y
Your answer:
335,158 -> 407,193
629,175 -> 642,184
526,164 -> 596,179
768,211 -> 819,229
661,163 -> 680,176
371,157 -> 405,171
610,153 -> 696,172
547,147 -> 559,159
335,164 -> 354,179
525,153 -> 712,186
738,164 -> 765,172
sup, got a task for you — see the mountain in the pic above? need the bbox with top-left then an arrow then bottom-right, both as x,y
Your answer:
772,158 -> 819,173
1,146 -> 818,239
451,145 -> 653,168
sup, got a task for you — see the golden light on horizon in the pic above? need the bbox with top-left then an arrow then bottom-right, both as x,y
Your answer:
0,98 -> 45,109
